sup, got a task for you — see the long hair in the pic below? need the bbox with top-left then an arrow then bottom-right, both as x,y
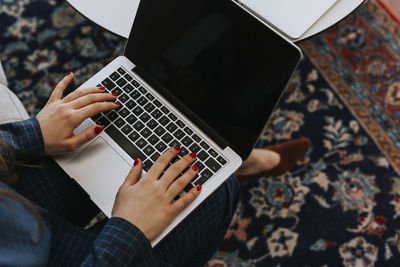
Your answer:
0,142 -> 44,239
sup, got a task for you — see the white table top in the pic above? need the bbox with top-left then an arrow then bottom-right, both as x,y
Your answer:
67,0 -> 365,42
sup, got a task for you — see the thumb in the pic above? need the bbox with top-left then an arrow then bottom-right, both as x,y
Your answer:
68,125 -> 103,150
122,159 -> 142,187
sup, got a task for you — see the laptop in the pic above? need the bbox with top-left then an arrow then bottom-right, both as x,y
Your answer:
237,0 -> 339,39
55,0 -> 302,246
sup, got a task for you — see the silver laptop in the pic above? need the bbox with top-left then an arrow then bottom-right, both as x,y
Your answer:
55,0 -> 302,246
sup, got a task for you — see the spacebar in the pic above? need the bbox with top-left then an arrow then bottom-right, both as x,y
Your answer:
105,125 -> 146,161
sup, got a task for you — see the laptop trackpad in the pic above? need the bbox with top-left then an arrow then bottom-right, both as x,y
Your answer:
66,137 -> 132,206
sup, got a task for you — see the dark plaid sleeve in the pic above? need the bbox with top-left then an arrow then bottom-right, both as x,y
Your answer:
81,217 -> 171,267
0,117 -> 44,160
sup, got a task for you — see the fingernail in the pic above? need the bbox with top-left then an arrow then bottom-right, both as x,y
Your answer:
112,93 -> 118,97
196,185 -> 202,191
94,125 -> 103,134
190,152 -> 196,158
134,158 -> 140,166
98,86 -> 105,91
174,145 -> 181,151
67,72 -> 72,76
192,165 -> 199,171
114,102 -> 120,106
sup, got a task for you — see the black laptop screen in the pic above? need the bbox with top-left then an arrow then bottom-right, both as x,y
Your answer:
124,0 -> 300,158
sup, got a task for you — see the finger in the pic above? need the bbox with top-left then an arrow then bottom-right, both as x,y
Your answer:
166,164 -> 199,200
145,146 -> 181,180
76,101 -> 120,123
160,153 -> 196,188
63,86 -> 109,103
65,124 -> 105,151
68,92 -> 117,109
170,183 -> 202,215
121,158 -> 142,188
49,72 -> 74,102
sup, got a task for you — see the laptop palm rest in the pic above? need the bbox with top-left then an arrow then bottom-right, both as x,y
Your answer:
66,136 -> 132,212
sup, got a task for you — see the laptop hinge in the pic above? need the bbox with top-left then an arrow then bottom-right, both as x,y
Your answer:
131,66 -> 237,154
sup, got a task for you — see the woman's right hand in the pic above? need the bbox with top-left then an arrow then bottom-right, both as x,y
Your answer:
112,146 -> 202,242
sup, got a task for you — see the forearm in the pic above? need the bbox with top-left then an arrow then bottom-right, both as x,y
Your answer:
0,117 -> 44,160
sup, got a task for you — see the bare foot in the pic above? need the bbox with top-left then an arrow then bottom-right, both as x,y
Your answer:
235,149 -> 280,176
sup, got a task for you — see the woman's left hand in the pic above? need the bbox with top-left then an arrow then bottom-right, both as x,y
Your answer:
37,72 -> 119,155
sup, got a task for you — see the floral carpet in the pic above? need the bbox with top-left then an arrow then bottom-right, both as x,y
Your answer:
1,0 -> 400,266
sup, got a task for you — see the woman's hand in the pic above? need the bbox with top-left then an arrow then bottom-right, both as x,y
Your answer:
37,72 -> 119,155
112,146 -> 202,242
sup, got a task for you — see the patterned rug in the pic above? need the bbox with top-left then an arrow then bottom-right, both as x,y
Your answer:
1,0 -> 400,266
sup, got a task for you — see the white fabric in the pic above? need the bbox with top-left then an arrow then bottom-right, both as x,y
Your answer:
0,84 -> 29,123
0,61 -> 8,87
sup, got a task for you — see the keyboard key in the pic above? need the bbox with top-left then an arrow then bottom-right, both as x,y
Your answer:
153,99 -> 162,107
119,93 -> 129,103
159,116 -> 170,126
200,141 -> 210,150
184,183 -> 194,193
115,118 -> 126,128
155,141 -> 167,152
168,113 -> 177,121
173,129 -> 185,140
92,113 -> 102,121
217,156 -> 227,165
102,78 -> 116,90
169,140 -> 180,148
197,150 -> 209,161
112,87 -> 123,95
166,122 -> 178,133
139,113 -> 150,122
151,109 -> 162,119
148,135 -> 159,145
128,131 -> 140,142
133,106 -> 144,116
130,90 -> 141,99
195,161 -> 205,171
105,125 -> 145,160
118,108 -> 130,118
138,86 -> 147,94
161,106 -> 170,114
117,67 -> 126,75
137,96 -> 148,105
133,121 -> 145,131
182,136 -> 193,147
126,114 -> 137,124
161,133 -> 173,143
144,145 -> 155,156
209,148 -> 218,157
124,73 -> 133,81
136,138 -> 147,148
176,120 -> 185,128
179,147 -> 189,157
155,126 -> 166,136
116,78 -> 127,87
132,80 -> 140,88
189,143 -> 201,153
144,103 -> 155,112
126,100 -> 136,109
97,116 -> 110,128
143,160 -> 152,171
192,134 -> 201,143
205,158 -> 221,173
145,93 -> 155,101
147,119 -> 158,129
123,84 -> 134,94
184,127 -> 193,135
106,111 -> 118,121
121,125 -> 133,135
195,169 -> 213,185
110,71 -> 120,81
150,152 -> 160,162
140,127 -> 152,138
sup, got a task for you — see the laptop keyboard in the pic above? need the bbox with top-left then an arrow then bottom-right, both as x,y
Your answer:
91,67 -> 228,190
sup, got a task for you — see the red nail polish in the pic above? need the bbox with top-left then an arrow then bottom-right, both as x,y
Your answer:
112,93 -> 118,97
134,158 -> 140,166
196,185 -> 202,191
115,102 -> 120,106
190,152 -> 196,158
67,72 -> 72,76
94,126 -> 103,134
99,86 -> 105,90
174,145 -> 181,151
192,165 -> 199,171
